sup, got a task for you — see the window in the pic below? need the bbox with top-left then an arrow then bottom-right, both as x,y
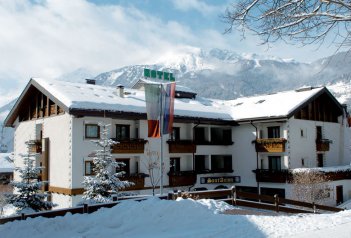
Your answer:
85,161 -> 95,175
268,156 -> 281,170
210,128 -> 232,144
211,155 -> 232,173
195,155 -> 207,172
267,126 -> 280,138
194,127 -> 206,143
85,124 -> 100,139
116,125 -> 130,141
316,126 -> 322,141
170,127 -> 180,141
116,159 -> 130,176
170,157 -> 180,173
317,154 -> 324,167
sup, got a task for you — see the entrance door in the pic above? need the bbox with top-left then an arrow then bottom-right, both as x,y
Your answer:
336,185 -> 343,205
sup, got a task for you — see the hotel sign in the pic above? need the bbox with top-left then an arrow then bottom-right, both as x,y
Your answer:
200,176 -> 241,184
144,68 -> 175,82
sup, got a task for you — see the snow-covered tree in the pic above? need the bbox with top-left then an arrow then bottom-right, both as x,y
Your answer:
6,140 -> 55,213
223,0 -> 351,49
82,124 -> 133,203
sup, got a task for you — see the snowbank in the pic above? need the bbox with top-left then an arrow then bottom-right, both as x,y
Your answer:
1,198 -> 351,238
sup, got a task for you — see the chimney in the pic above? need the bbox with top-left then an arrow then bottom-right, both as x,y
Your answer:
85,79 -> 96,85
116,84 -> 124,98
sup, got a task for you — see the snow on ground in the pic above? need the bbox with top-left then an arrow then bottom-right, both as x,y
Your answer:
1,197 -> 351,238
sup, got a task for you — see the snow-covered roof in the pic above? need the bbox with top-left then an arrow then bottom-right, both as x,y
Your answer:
224,87 -> 329,121
31,78 -> 232,121
4,78 -> 342,126
0,153 -> 14,173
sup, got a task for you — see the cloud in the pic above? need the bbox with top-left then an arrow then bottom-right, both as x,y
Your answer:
0,1 -> 232,83
0,0 -> 339,107
171,0 -> 221,15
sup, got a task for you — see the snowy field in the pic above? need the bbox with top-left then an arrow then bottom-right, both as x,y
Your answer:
1,197 -> 351,238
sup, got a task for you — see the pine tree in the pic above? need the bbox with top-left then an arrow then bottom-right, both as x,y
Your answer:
82,124 -> 133,204
6,140 -> 55,213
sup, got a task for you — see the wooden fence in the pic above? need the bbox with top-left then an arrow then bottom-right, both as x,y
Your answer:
0,195 -> 153,225
0,187 -> 344,225
167,187 -> 344,214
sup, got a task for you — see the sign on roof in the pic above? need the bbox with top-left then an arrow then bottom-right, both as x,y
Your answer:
144,68 -> 175,82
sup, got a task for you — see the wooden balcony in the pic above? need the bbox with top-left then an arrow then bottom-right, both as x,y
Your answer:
111,139 -> 147,154
121,174 -> 146,190
27,140 -> 42,153
316,139 -> 331,152
254,169 -> 291,183
168,171 -> 197,187
325,170 -> 351,181
254,138 -> 287,153
167,140 -> 196,153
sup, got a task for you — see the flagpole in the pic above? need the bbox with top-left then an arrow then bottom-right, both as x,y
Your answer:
159,83 -> 164,195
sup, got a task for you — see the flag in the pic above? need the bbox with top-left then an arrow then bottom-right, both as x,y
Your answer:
144,83 -> 161,138
162,82 -> 176,134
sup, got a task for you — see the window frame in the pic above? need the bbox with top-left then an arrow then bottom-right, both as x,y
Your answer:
211,155 -> 233,173
85,124 -> 100,139
170,157 -> 181,173
268,156 -> 281,170
170,127 -> 180,141
267,126 -> 280,138
116,124 -> 130,141
85,161 -> 95,176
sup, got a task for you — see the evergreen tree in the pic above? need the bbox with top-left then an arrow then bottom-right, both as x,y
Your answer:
6,140 -> 55,213
82,124 -> 133,203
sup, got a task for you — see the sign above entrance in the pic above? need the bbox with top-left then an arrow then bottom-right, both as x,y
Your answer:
144,68 -> 175,82
200,176 -> 241,184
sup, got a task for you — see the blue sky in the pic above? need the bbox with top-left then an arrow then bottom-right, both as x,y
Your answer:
0,0 -> 343,105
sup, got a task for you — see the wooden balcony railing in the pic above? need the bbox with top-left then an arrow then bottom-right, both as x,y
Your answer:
254,138 -> 287,153
254,169 -> 291,183
111,139 -> 147,154
316,139 -> 331,152
168,171 -> 197,187
120,174 -> 147,190
167,140 -> 196,153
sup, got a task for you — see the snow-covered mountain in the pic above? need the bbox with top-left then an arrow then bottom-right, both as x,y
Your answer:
92,48 -> 351,104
